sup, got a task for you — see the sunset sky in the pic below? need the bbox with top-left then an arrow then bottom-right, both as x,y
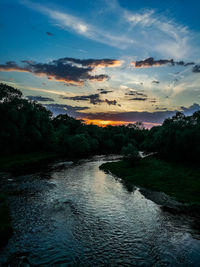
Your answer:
0,0 -> 200,127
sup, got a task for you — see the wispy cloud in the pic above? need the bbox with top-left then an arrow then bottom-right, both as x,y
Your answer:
21,0 -> 197,58
22,0 -> 135,49
124,8 -> 192,59
105,0 -> 196,59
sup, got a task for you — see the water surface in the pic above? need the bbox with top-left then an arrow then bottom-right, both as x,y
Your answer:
1,155 -> 200,266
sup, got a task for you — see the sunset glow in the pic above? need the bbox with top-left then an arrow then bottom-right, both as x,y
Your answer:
81,118 -> 160,128
82,119 -> 132,127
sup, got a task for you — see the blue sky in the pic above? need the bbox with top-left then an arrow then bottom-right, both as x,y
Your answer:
0,0 -> 200,127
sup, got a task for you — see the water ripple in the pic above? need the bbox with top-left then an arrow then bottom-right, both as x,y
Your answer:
0,156 -> 200,266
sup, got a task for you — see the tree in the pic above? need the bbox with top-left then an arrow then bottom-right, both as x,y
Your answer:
121,143 -> 140,165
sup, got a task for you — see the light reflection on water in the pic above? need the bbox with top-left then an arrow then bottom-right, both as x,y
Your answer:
0,155 -> 200,266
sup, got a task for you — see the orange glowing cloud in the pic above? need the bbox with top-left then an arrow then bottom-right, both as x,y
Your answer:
46,75 -> 84,85
0,67 -> 84,86
63,58 -> 122,68
0,58 -> 110,86
88,60 -> 122,68
0,66 -> 29,73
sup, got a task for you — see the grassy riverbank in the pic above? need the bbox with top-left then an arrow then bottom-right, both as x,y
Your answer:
0,194 -> 12,248
0,152 -> 59,174
100,156 -> 200,204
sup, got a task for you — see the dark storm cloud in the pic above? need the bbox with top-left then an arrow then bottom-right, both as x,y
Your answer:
192,65 -> 200,73
61,93 -> 118,106
27,95 -> 54,102
131,57 -> 195,68
0,58 -> 111,85
97,88 -> 113,94
45,104 -> 89,117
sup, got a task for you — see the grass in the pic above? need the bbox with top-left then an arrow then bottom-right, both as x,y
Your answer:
0,194 -> 12,248
100,156 -> 200,204
0,151 -> 59,174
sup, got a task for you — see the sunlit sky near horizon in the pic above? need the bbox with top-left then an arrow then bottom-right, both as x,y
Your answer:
0,0 -> 200,127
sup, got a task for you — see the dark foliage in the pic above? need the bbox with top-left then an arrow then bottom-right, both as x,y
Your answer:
0,84 -> 147,158
143,111 -> 200,162
1,83 -> 200,162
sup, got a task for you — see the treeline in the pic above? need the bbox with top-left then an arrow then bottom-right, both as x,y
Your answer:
144,111 -> 200,162
1,83 -> 200,162
0,84 -> 147,158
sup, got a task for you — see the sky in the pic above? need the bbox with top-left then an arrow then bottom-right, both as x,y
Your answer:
0,0 -> 200,127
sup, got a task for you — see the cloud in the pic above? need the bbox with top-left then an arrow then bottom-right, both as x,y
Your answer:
105,99 -> 117,105
152,80 -> 160,84
125,90 -> 147,97
124,89 -> 156,102
124,8 -> 193,59
192,65 -> 200,73
45,103 -> 89,117
61,93 -> 117,106
46,31 -> 54,36
184,62 -> 195,66
130,97 -> 147,101
26,95 -> 54,102
0,58 -> 110,85
78,103 -> 200,124
97,88 -> 113,94
61,94 -> 101,105
60,58 -> 122,68
180,103 -> 200,115
23,1 -> 135,49
131,57 -> 195,68
125,10 -> 154,26
155,107 -> 168,111
22,0 -> 198,59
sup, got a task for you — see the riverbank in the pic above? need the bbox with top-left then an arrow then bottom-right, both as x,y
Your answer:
100,156 -> 200,206
0,152 -> 60,175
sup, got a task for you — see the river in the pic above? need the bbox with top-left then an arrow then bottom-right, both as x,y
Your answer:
0,155 -> 200,266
